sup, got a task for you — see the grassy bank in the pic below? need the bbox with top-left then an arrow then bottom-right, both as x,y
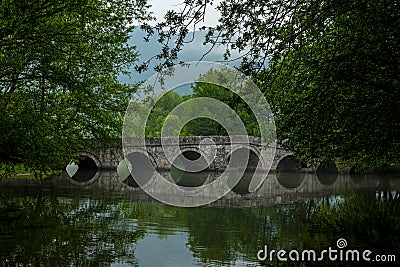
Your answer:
0,164 -> 55,180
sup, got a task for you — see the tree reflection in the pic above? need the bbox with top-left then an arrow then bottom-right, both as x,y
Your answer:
1,182 -> 399,266
303,180 -> 400,265
0,193 -> 144,266
185,204 -> 309,265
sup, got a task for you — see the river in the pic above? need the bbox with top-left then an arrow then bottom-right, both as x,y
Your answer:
1,171 -> 399,266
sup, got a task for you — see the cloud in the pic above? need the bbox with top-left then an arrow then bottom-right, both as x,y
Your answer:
119,1 -> 247,85
121,27 -> 244,85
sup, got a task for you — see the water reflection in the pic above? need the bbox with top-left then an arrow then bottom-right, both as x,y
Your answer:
277,172 -> 306,189
127,152 -> 157,187
276,155 -> 305,172
125,175 -> 139,187
53,168 -> 399,208
351,174 -> 366,184
170,165 -> 209,187
1,178 -> 399,266
0,194 -> 143,266
316,172 -> 338,186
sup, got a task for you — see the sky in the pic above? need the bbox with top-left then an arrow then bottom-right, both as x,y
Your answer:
123,0 -> 245,85
148,0 -> 221,27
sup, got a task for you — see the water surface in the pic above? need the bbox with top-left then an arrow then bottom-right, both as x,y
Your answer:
1,171 -> 399,266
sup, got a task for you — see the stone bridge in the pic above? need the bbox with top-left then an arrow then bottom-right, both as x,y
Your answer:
65,136 -> 362,205
74,136 -> 292,172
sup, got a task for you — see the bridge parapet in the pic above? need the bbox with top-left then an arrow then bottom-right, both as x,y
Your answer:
132,135 -> 263,147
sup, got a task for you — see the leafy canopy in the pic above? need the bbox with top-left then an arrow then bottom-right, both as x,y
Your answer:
144,68 -> 261,138
145,0 -> 400,169
0,0 -> 152,177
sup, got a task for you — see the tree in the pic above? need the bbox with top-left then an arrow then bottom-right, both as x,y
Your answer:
182,67 -> 261,136
142,68 -> 262,137
145,90 -> 184,137
0,0 -> 152,177
260,0 -> 400,169
146,0 -> 400,170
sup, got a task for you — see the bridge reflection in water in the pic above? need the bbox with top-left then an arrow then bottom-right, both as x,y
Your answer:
59,166 -> 394,207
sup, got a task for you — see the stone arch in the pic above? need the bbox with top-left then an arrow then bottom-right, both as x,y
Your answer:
276,155 -> 301,173
225,145 -> 264,170
317,162 -> 339,173
179,146 -> 204,160
76,151 -> 102,169
67,151 -> 102,185
170,146 -> 210,172
316,162 -> 340,186
179,146 -> 214,164
170,166 -> 209,187
272,150 -> 294,171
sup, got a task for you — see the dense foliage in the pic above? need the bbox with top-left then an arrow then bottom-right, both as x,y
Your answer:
261,0 -> 400,169
0,0 -> 151,177
145,68 -> 260,137
146,0 -> 400,170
